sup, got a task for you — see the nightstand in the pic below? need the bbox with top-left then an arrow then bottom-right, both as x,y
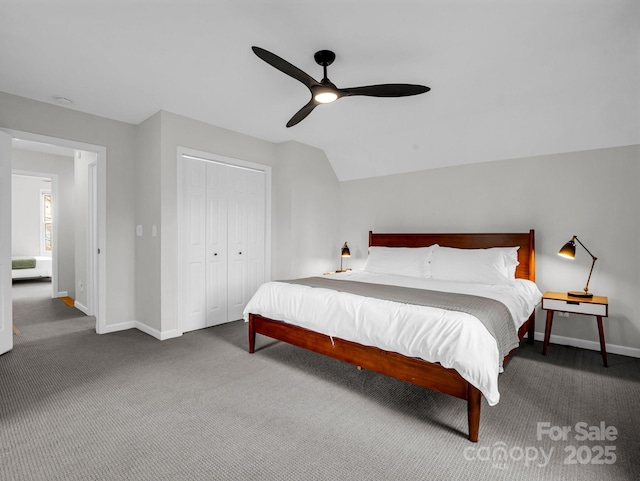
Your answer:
541,291 -> 609,366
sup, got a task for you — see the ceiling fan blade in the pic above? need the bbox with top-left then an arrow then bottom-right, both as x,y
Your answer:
286,100 -> 318,128
340,84 -> 430,98
252,46 -> 321,90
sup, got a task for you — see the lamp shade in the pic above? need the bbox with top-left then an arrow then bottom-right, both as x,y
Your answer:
341,242 -> 350,257
558,238 -> 576,259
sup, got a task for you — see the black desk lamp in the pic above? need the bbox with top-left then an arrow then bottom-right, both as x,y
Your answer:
338,242 -> 350,272
557,236 -> 597,298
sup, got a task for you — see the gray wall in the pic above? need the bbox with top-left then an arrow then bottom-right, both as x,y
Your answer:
338,145 -> 640,352
11,175 -> 51,257
273,140 -> 340,279
11,149 -> 76,298
1,91 -> 137,329
3,90 -> 639,355
73,150 -> 94,311
134,112 -> 162,333
133,111 -> 340,338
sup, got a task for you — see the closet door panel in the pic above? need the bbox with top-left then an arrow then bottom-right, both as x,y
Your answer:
227,167 -> 249,321
205,162 -> 228,326
182,158 -> 207,332
246,169 -> 266,295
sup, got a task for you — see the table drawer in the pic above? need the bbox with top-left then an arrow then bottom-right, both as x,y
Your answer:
542,298 -> 607,316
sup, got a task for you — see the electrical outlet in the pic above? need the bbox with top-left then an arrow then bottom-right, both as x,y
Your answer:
558,312 -> 569,317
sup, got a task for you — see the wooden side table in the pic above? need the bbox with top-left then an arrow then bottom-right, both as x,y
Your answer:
541,291 -> 609,366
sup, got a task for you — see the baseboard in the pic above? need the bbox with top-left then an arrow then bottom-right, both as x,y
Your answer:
94,319 -> 182,341
533,332 -> 640,359
74,301 -> 89,315
100,320 -> 136,334
55,291 -> 68,298
134,321 -> 182,341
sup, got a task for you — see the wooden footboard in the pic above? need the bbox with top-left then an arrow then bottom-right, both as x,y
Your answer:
249,313 -> 484,441
249,312 -> 533,442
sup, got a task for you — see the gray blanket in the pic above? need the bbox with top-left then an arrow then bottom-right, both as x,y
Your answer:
284,277 -> 519,361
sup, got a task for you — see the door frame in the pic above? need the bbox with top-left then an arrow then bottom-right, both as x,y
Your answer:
176,146 -> 272,335
6,130 -> 107,333
0,131 -> 12,355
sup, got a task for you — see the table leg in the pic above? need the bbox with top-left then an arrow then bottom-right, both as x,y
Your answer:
543,310 -> 554,355
596,316 -> 608,367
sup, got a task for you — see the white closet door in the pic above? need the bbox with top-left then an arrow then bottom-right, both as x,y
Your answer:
245,168 -> 266,297
180,153 -> 267,332
205,162 -> 228,327
227,167 -> 266,321
182,158 -> 207,332
227,167 -> 249,321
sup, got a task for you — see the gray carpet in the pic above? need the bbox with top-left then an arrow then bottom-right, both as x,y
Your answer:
2,281 -> 639,481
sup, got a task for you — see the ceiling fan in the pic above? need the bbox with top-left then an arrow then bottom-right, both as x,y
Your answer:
252,46 -> 430,127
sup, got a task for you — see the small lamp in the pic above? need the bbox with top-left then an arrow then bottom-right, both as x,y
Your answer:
557,235 -> 597,298
338,241 -> 351,272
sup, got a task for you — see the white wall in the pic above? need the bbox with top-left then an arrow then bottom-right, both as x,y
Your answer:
134,112 -> 162,332
73,150 -> 94,310
11,175 -> 49,257
5,91 -> 636,356
339,145 -> 640,352
11,149 -> 76,297
1,91 -> 137,328
1,94 -> 342,340
132,111 -> 339,339
273,141 -> 340,279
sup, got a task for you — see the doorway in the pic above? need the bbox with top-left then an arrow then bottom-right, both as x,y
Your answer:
11,171 -> 58,299
3,130 -> 107,341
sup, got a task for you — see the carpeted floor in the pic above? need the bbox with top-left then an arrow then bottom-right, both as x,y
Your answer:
1,280 -> 639,480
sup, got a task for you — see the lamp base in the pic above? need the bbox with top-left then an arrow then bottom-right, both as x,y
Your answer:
567,291 -> 593,299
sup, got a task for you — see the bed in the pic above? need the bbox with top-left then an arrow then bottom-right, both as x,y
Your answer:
12,256 -> 52,280
244,230 -> 540,442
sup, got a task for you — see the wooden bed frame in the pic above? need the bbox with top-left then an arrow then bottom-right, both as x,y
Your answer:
248,230 -> 536,442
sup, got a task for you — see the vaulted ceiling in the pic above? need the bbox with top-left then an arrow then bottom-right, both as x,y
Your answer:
1,0 -> 638,181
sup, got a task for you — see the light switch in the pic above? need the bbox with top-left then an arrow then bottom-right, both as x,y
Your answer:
136,225 -> 143,236
152,225 -> 157,237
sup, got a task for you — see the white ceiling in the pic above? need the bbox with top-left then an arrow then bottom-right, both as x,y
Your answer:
1,0 -> 638,181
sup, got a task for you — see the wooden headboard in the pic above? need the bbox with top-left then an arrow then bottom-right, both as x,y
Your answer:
368,230 -> 535,282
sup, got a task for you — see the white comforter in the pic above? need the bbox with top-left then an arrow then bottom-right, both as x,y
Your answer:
243,270 -> 542,406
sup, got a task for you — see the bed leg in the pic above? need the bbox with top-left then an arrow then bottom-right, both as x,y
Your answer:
248,315 -> 256,354
527,312 -> 535,344
467,385 -> 481,443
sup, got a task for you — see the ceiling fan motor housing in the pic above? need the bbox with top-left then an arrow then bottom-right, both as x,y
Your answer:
314,50 -> 336,67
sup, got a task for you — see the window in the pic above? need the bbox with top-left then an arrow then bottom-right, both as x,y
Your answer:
41,190 -> 52,255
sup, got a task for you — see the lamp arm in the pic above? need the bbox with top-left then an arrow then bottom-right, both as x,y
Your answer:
583,256 -> 597,294
574,236 -> 598,294
573,236 -> 597,261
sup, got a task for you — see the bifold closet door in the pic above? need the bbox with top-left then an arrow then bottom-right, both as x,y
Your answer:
181,157 -> 266,332
204,161 -> 229,326
182,158 -> 228,332
227,166 -> 266,321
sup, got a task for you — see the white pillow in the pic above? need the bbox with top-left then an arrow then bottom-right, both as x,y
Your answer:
363,245 -> 438,278
430,246 -> 517,284
490,246 -> 520,279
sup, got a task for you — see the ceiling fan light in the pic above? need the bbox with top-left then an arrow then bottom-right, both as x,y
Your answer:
314,91 -> 338,103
